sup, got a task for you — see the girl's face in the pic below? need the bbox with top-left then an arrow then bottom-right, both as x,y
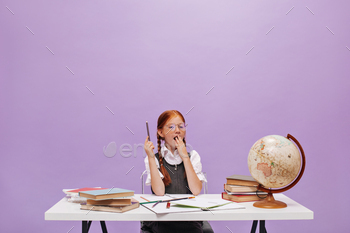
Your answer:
158,116 -> 186,149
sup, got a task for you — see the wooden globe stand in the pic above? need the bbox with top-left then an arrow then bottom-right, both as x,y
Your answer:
253,134 -> 306,209
253,192 -> 287,209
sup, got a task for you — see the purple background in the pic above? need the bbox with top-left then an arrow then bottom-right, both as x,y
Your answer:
1,0 -> 349,232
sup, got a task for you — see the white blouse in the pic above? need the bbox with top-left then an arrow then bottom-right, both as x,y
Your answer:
144,144 -> 207,186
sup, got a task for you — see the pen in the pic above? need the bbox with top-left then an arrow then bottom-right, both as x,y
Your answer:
146,121 -> 151,141
152,201 -> 161,208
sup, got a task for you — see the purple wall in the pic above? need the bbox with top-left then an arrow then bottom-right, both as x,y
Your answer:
1,0 -> 349,232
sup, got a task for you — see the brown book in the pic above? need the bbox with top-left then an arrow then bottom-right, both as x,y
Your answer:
86,198 -> 132,206
224,184 -> 258,193
226,175 -> 259,187
81,199 -> 139,213
222,192 -> 267,202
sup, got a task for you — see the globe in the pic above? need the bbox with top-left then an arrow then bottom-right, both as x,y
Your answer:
247,134 -> 305,208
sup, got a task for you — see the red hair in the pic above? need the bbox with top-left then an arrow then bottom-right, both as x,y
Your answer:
157,110 -> 187,186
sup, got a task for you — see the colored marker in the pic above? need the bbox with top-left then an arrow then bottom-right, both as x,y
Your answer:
152,201 -> 161,208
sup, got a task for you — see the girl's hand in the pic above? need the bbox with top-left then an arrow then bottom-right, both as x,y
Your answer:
174,135 -> 189,159
144,136 -> 155,158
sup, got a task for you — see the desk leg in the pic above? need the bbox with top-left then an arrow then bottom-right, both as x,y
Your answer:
82,221 -> 92,233
82,221 -> 107,233
82,221 -> 87,233
250,220 -> 267,233
100,221 -> 108,233
250,220 -> 258,233
259,220 -> 267,233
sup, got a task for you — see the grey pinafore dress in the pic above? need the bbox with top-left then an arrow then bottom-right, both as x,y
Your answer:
141,152 -> 203,233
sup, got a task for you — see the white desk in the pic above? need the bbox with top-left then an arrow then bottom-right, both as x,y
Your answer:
45,194 -> 313,232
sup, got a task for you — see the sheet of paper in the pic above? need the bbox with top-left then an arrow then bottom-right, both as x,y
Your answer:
174,197 -> 233,208
140,195 -> 245,214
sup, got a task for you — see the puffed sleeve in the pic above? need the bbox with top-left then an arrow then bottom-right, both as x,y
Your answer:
144,156 -> 164,186
189,150 -> 208,183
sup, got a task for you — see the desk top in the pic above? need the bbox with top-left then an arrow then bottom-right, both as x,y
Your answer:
45,194 -> 313,221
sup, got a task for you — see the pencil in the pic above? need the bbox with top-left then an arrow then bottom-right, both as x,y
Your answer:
140,196 -> 195,205
140,200 -> 160,205
166,196 -> 195,202
140,196 -> 150,202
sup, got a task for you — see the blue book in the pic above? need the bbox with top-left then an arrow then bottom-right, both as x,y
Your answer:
79,188 -> 134,200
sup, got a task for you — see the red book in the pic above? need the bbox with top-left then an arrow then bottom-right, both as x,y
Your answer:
221,192 -> 267,202
67,187 -> 108,193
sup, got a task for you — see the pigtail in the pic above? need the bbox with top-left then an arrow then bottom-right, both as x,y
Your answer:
183,138 -> 187,179
157,133 -> 172,186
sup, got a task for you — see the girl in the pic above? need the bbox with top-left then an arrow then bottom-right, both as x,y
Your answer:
142,110 -> 208,233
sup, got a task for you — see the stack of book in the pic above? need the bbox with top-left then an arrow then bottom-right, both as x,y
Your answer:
78,188 -> 139,213
222,175 -> 268,202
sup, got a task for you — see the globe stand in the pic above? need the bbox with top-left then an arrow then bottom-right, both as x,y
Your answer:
253,192 -> 287,209
252,134 -> 306,209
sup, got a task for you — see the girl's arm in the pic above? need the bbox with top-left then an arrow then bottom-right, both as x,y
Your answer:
175,136 -> 202,196
182,157 -> 202,196
144,136 -> 165,196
